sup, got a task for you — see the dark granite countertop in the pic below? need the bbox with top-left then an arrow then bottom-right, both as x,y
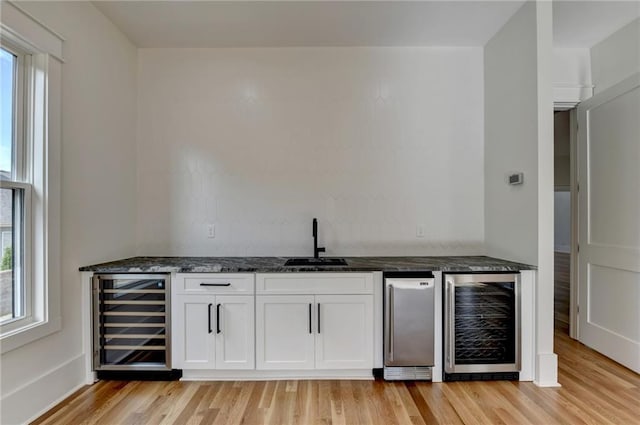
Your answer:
79,256 -> 535,273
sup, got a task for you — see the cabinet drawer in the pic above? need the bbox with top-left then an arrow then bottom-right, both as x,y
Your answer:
256,273 -> 373,294
175,274 -> 254,294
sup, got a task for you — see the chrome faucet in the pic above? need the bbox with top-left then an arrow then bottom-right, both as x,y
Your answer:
312,218 -> 326,258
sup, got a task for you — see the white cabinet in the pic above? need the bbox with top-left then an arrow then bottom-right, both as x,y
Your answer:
172,272 -> 375,375
256,295 -> 315,370
255,273 -> 374,371
173,295 -> 216,368
173,294 -> 254,370
172,274 -> 255,370
315,295 -> 373,370
215,295 -> 255,369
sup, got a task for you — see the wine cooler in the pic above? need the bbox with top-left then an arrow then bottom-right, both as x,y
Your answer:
443,273 -> 520,381
92,274 -> 178,378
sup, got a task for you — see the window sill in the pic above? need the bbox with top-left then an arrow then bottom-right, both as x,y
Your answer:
0,315 -> 61,354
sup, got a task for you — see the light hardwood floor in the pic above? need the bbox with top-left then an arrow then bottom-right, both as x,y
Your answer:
34,259 -> 640,425
32,328 -> 640,425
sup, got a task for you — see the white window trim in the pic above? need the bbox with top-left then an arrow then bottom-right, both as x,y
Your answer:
0,2 -> 63,353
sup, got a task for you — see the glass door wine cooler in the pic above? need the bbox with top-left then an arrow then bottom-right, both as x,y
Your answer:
443,273 -> 520,381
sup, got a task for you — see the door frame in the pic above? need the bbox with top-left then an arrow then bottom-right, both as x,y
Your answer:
553,102 -> 579,339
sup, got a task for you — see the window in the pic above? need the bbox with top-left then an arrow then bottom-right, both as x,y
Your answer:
0,4 -> 63,352
1,45 -> 31,329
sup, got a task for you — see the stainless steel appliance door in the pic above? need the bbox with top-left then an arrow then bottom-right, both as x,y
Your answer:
384,278 -> 435,367
444,273 -> 520,374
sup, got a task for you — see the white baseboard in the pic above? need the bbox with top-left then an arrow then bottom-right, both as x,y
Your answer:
1,354 -> 87,425
534,353 -> 561,387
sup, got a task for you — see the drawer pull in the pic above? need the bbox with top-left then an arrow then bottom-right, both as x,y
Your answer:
200,283 -> 232,287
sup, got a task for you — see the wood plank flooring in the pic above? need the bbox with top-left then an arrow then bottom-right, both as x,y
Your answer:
32,327 -> 640,425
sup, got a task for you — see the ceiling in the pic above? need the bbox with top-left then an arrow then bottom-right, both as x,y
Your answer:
92,1 -> 526,47
92,1 -> 640,48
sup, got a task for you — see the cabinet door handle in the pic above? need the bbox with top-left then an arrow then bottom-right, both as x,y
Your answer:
308,303 -> 312,334
200,283 -> 231,287
317,303 -> 321,334
216,303 -> 221,334
208,303 -> 213,334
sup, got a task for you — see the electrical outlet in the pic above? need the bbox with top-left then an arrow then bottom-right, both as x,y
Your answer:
207,224 -> 215,238
416,224 -> 425,238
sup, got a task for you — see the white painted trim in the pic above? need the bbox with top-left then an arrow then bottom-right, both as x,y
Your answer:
569,107 -> 579,339
6,1 -> 65,41
372,271 -> 383,369
534,353 -> 560,387
0,34 -> 63,355
181,368 -> 373,381
1,2 -> 64,62
535,0 -> 559,388
519,270 -> 535,382
0,354 -> 86,424
81,272 -> 96,385
432,271 -> 443,382
553,84 -> 593,109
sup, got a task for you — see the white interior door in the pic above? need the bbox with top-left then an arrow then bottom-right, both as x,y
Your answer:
577,73 -> 640,373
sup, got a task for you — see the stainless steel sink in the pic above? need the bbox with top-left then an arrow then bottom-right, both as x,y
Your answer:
284,258 -> 348,266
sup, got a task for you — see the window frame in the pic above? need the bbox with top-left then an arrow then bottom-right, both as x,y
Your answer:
1,42 -> 34,331
0,8 -> 63,352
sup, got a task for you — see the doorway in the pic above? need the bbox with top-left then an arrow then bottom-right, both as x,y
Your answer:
553,110 -> 572,335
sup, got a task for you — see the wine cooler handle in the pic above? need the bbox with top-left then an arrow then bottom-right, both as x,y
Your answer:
389,285 -> 394,362
447,280 -> 455,371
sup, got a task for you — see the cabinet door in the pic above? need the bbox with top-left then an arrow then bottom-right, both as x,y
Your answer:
215,295 -> 255,370
172,295 -> 216,369
256,295 -> 315,370
315,295 -> 374,370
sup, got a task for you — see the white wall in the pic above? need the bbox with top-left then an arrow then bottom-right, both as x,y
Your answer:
136,47 -> 484,256
553,48 -> 591,87
484,3 -> 539,266
0,2 -> 138,424
591,18 -> 640,94
484,0 -> 557,385
553,47 -> 592,104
